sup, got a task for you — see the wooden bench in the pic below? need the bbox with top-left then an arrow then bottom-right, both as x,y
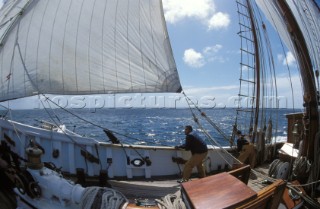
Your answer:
228,164 -> 251,184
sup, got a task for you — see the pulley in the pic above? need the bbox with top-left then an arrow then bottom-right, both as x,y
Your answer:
268,159 -> 290,179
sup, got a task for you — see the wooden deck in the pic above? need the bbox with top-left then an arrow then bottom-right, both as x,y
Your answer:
109,163 -> 282,206
114,163 -> 320,208
3,162 -> 319,208
108,179 -> 180,199
248,164 -> 271,192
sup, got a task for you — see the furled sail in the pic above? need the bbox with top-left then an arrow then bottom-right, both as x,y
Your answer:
0,0 -> 182,102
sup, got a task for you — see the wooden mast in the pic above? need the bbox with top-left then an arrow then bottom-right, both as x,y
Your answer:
276,0 -> 318,161
246,0 -> 260,144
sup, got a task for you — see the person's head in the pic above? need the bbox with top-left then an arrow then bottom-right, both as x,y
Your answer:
185,125 -> 193,135
237,130 -> 242,136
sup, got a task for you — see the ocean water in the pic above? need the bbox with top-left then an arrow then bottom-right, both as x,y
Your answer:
3,108 -> 293,147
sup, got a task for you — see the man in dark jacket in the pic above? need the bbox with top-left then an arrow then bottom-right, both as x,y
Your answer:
236,130 -> 256,168
236,130 -> 249,152
175,125 -> 208,182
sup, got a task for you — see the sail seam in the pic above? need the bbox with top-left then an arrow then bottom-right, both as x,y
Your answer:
75,0 -> 86,93
138,0 -> 147,91
36,0 -> 50,95
126,0 -> 133,92
149,0 -> 159,89
23,0 -> 37,96
101,0 -> 108,93
48,0 -> 63,92
88,0 -> 98,93
114,0 -> 119,91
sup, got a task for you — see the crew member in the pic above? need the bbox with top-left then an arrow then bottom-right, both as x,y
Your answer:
236,130 -> 256,168
175,125 -> 208,183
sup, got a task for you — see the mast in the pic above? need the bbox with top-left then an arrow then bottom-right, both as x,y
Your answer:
276,0 -> 318,161
235,0 -> 261,143
246,0 -> 260,143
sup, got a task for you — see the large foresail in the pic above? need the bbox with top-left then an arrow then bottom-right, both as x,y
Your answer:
0,0 -> 182,102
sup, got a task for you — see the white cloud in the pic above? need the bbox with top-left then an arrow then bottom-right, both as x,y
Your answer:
183,49 -> 205,68
278,51 -> 296,66
163,0 -> 230,30
183,44 -> 225,68
277,54 -> 284,62
285,52 -> 296,66
0,2 -> 3,9
204,44 -> 226,63
203,44 -> 222,54
163,0 -> 215,23
208,12 -> 230,30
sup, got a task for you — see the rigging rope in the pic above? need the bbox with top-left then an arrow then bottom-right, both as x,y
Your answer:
39,95 -> 167,146
236,0 -> 257,140
37,95 -> 160,167
307,131 -> 320,197
14,24 -> 168,148
259,0 -> 298,110
252,166 -> 320,208
182,92 -> 242,167
256,9 -> 280,158
38,97 -> 92,151
182,92 -> 233,146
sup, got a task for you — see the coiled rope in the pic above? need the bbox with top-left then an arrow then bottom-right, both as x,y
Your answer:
80,187 -> 128,209
155,190 -> 186,209
292,156 -> 311,178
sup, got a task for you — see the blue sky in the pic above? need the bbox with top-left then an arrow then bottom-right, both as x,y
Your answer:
1,0 -> 319,109
163,0 -> 303,109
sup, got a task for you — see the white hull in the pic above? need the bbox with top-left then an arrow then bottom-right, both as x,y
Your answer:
0,117 -> 234,180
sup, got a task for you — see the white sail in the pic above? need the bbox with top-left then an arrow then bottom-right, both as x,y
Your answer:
0,0 -> 182,102
255,0 -> 320,71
